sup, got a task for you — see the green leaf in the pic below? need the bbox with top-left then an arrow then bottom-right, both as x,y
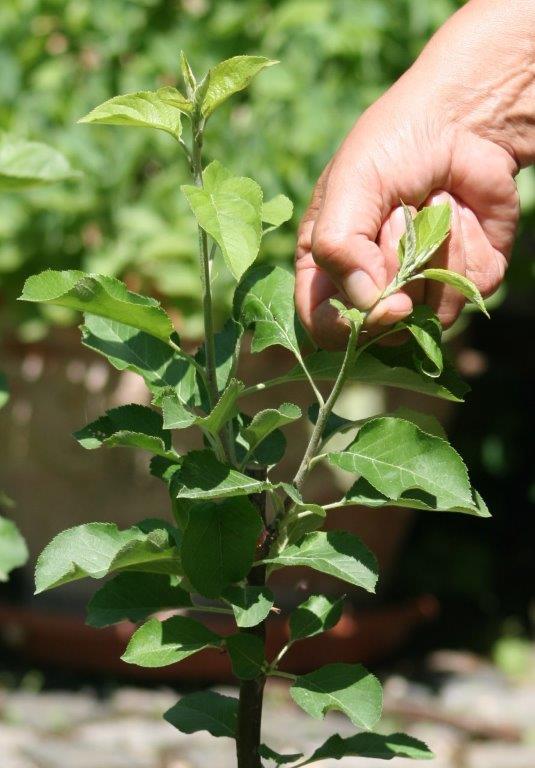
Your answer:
35,522 -> 181,594
234,265 -> 302,357
242,404 -> 301,455
290,595 -> 343,642
259,746 -> 304,766
201,56 -> 277,117
329,298 -> 365,329
156,86 -> 193,114
122,615 -> 222,667
262,195 -> 294,231
162,379 -> 244,436
164,691 -> 238,739
290,663 -> 382,729
86,573 -> 192,628
183,161 -> 263,280
78,91 -> 182,138
263,531 -> 378,593
297,732 -> 433,765
329,416 -> 474,510
81,316 -> 197,405
74,404 -> 174,458
390,406 -> 447,439
421,268 -> 489,316
0,137 -> 78,189
173,450 -> 272,500
399,306 -> 443,377
180,51 -> 197,98
398,202 -> 417,266
195,318 -> 242,393
0,372 -> 8,410
223,585 -> 274,628
400,204 -> 451,273
181,498 -> 263,598
283,504 -> 327,545
226,632 -> 265,679
20,271 -> 173,341
0,516 -> 28,582
307,404 -> 352,443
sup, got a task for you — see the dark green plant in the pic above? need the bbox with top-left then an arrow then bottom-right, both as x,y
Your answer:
21,55 -> 489,767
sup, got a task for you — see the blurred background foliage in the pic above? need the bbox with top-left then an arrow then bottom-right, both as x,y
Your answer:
0,0 -> 534,648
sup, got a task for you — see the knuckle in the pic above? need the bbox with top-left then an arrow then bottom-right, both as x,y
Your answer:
312,229 -> 349,272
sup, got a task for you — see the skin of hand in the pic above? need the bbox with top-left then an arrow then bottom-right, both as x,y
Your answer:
296,0 -> 535,349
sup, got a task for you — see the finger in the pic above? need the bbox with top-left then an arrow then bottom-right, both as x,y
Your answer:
459,202 -> 507,298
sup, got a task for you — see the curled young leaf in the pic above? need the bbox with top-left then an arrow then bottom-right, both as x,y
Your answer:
289,594 -> 343,642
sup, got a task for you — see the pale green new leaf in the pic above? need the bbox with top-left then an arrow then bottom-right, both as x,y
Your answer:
329,417 -> 474,510
400,203 -> 451,273
330,298 -> 365,330
20,271 -> 173,341
173,450 -> 272,500
297,732 -> 433,766
290,595 -> 343,642
0,138 -> 78,188
0,516 -> 28,582
223,585 -> 274,628
421,268 -> 489,315
75,404 -> 174,458
79,91 -> 182,138
165,691 -> 238,738
35,522 -> 181,594
263,531 -> 378,593
234,265 -> 302,356
262,194 -> 294,231
122,615 -> 222,667
398,202 -> 416,266
163,379 -> 244,436
183,161 -> 263,280
86,572 -> 192,628
156,86 -> 193,114
181,498 -> 263,598
201,56 -> 277,117
242,403 -> 301,454
290,663 -> 382,729
226,632 -> 265,679
399,306 -> 443,377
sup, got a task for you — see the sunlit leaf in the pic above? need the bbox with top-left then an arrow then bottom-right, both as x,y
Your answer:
79,91 -> 182,138
201,56 -> 277,117
122,615 -> 222,667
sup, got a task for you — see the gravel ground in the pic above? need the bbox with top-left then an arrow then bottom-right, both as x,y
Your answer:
1,648 -> 535,768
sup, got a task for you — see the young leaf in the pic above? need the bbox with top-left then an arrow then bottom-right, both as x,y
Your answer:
223,585 -> 274,628
180,51 -> 197,98
259,745 -> 304,765
173,450 -> 272,500
330,298 -> 365,330
297,732 -> 433,765
183,161 -> 263,280
328,416 -> 474,510
122,615 -> 222,667
86,573 -> 192,628
234,265 -> 302,357
81,316 -> 197,405
0,516 -> 28,582
78,91 -> 182,138
181,498 -> 263,598
164,379 -> 244,437
289,595 -> 343,642
201,56 -> 277,117
398,201 -> 417,266
74,404 -> 174,458
399,306 -> 443,377
401,203 -> 451,273
35,522 -> 181,594
156,86 -> 193,114
226,632 -> 265,679
164,691 -> 238,738
263,531 -> 378,593
0,138 -> 78,188
420,268 -> 489,315
262,195 -> 294,231
20,271 -> 173,341
290,663 -> 382,729
242,404 -> 301,455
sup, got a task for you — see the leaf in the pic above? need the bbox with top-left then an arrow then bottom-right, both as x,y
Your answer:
390,406 -> 447,439
122,615 -> 222,667
162,379 -> 244,436
307,404 -> 352,443
201,56 -> 277,117
262,195 -> 294,230
156,86 -> 193,114
399,306 -> 443,377
173,450 -> 272,500
223,585 -> 274,628
183,161 -> 263,280
0,372 -> 8,410
78,91 -> 182,138
75,404 -> 174,458
242,404 -> 301,455
421,268 -> 489,316
20,271 -> 173,341
289,595 -> 343,642
283,504 -> 327,545
86,573 -> 192,628
259,746 -> 304,766
0,516 -> 28,582
35,522 -> 181,594
263,531 -> 378,593
195,318 -> 242,393
284,341 -> 468,402
234,265 -> 302,356
181,498 -> 263,598
329,416 -> 475,510
164,691 -> 238,738
0,137 -> 78,188
330,298 -> 365,329
226,632 -> 265,679
398,201 -> 417,266
400,203 -> 451,273
297,732 -> 433,765
290,663 -> 382,729
81,316 -> 197,405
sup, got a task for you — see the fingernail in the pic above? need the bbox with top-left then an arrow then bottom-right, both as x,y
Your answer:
389,207 -> 406,248
343,270 -> 382,310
